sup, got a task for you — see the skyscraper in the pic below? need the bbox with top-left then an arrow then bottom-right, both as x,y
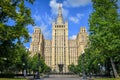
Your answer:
30,3 -> 88,73
52,4 -> 69,72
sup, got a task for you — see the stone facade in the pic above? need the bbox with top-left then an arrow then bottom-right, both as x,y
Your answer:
51,4 -> 69,72
44,40 -> 52,67
29,28 -> 44,57
30,4 -> 88,73
68,40 -> 78,65
76,27 -> 88,57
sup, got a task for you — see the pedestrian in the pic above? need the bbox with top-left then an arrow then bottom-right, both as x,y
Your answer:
33,72 -> 35,79
23,70 -> 26,78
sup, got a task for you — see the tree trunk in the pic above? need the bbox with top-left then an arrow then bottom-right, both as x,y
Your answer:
105,59 -> 111,77
110,58 -> 119,78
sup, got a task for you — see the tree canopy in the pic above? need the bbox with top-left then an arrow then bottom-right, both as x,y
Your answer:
73,0 -> 120,78
87,0 -> 120,78
0,0 -> 34,73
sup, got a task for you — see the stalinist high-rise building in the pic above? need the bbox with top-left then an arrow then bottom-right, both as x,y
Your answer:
52,4 -> 69,72
30,4 -> 88,73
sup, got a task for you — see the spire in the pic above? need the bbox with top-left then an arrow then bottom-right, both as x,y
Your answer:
58,3 -> 62,16
57,3 -> 63,24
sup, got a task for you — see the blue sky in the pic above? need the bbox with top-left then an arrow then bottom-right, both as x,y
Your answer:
25,0 -> 93,48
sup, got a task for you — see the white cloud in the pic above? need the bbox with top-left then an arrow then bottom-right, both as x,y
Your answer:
41,14 -> 52,39
77,13 -> 84,18
69,16 -> 79,23
49,0 -> 69,18
69,13 -> 84,23
69,35 -> 77,40
62,8 -> 69,18
44,13 -> 52,25
32,8 -> 52,39
33,7 -> 41,22
32,11 -> 52,39
33,14 -> 41,22
63,0 -> 91,7
33,11 -> 53,25
49,0 -> 58,15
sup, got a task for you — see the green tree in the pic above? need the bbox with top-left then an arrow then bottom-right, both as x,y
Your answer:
30,54 -> 51,74
68,63 -> 78,74
0,0 -> 34,73
88,0 -> 120,78
13,43 -> 30,74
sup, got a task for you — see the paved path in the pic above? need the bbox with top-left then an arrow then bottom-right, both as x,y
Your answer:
38,77 -> 82,80
28,74 -> 88,80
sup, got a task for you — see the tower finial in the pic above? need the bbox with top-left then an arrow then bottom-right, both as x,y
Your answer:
58,3 -> 62,14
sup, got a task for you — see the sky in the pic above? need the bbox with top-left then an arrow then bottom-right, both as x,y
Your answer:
24,0 -> 93,48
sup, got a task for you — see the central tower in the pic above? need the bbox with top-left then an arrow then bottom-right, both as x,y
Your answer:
52,4 -> 69,73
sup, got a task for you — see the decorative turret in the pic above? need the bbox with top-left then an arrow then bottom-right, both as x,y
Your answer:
80,27 -> 86,33
34,27 -> 41,34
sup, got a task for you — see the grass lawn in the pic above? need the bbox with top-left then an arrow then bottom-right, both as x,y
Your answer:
95,78 -> 120,80
0,78 -> 26,80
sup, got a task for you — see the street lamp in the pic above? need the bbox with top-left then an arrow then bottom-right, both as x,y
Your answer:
98,63 -> 101,75
3,58 -> 7,72
23,63 -> 26,78
82,51 -> 87,80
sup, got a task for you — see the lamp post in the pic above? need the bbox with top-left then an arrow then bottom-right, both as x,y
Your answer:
3,58 -> 7,72
98,63 -> 101,75
36,52 -> 40,79
23,63 -> 26,78
82,51 -> 87,80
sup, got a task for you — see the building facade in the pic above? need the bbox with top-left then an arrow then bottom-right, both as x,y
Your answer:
44,40 -> 52,67
30,4 -> 88,73
30,28 -> 44,57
